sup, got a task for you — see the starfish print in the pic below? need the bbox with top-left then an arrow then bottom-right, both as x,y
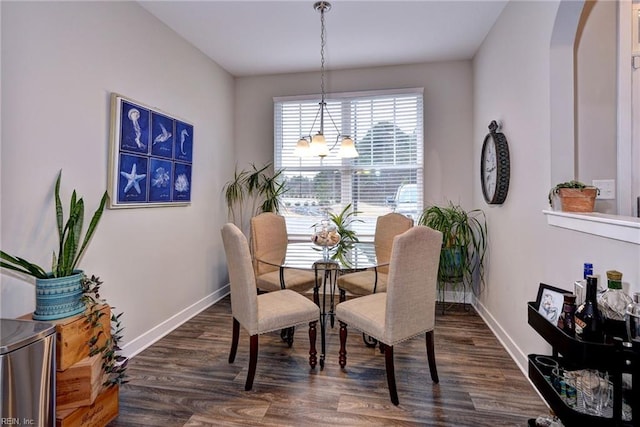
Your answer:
120,163 -> 146,194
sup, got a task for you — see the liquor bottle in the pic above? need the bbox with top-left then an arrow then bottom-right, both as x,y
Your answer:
584,262 -> 593,279
574,262 -> 593,306
557,294 -> 577,336
574,275 -> 604,342
598,270 -> 632,323
626,292 -> 640,343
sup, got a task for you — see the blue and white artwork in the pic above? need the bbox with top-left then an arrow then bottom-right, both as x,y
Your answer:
118,153 -> 148,203
148,158 -> 173,202
173,163 -> 192,202
175,121 -> 193,163
120,101 -> 150,154
151,113 -> 174,159
109,93 -> 193,208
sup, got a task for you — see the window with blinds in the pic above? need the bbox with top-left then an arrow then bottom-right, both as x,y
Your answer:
274,88 -> 424,239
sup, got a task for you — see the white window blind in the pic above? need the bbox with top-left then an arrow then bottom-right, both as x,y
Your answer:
274,89 -> 423,239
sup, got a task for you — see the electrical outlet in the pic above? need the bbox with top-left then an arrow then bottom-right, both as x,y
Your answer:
592,179 -> 615,200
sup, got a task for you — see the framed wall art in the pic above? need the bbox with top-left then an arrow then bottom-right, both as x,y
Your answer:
108,93 -> 193,208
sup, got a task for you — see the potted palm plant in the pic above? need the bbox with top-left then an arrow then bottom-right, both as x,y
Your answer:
1,170 -> 108,320
418,203 -> 487,310
223,162 -> 288,232
548,180 -> 599,212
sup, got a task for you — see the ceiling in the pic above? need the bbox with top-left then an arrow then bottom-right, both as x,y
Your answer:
138,1 -> 508,77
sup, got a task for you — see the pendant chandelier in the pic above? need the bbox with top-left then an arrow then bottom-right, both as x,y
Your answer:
296,1 -> 358,159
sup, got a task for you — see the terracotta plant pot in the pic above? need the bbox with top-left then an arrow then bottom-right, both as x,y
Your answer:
558,187 -> 597,212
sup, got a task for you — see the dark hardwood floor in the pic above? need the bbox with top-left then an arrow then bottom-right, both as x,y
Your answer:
108,296 -> 548,426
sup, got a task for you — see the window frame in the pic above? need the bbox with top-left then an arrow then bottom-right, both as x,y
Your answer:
274,88 -> 424,240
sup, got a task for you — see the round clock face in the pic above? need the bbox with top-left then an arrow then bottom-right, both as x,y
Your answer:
482,139 -> 498,200
481,122 -> 510,205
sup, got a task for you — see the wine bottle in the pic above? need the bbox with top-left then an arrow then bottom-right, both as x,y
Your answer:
574,275 -> 604,342
557,294 -> 577,336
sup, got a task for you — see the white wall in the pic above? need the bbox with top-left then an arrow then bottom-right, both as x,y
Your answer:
4,0 -> 636,374
1,1 -> 234,355
576,0 -> 617,214
235,62 -> 475,209
474,0 -> 640,369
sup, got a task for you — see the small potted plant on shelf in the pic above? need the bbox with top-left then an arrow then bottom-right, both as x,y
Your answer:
418,203 -> 487,309
0,170 -> 108,320
548,180 -> 599,212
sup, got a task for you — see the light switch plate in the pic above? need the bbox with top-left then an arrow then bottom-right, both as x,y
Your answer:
592,179 -> 615,200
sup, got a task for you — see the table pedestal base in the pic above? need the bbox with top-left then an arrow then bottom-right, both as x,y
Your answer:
313,260 -> 339,370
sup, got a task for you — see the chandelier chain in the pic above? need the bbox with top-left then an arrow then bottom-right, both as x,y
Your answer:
298,1 -> 356,158
320,5 -> 326,104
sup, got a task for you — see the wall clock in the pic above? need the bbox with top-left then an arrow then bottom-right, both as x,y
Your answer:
481,120 -> 510,205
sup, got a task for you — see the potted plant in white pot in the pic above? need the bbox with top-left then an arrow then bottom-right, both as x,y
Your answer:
1,170 -> 107,320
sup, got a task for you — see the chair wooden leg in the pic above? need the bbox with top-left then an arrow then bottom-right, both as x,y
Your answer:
229,317 -> 240,363
287,327 -> 295,348
425,330 -> 439,383
384,344 -> 399,406
379,341 -> 386,354
309,321 -> 318,369
338,321 -> 347,368
245,334 -> 259,391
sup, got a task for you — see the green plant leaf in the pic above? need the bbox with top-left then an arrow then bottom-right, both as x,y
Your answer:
2,171 -> 107,280
223,163 -> 288,226
55,170 -> 64,272
418,202 -> 487,296
72,191 -> 107,272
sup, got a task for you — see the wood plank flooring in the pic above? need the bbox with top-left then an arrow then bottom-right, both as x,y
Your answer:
108,296 -> 548,426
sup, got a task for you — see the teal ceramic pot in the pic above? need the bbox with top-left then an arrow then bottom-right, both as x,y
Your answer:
439,246 -> 465,282
33,270 -> 86,320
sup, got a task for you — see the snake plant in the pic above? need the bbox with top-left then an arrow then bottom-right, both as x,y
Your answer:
0,170 -> 108,279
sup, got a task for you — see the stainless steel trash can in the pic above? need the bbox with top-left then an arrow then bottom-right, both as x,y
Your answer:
1,318 -> 56,427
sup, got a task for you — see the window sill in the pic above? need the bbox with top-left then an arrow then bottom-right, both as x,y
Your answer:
543,210 -> 640,245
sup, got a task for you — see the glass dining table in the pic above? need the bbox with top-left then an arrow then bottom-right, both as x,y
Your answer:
256,241 -> 385,369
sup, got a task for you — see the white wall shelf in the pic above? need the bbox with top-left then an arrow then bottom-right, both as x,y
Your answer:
543,210 -> 640,245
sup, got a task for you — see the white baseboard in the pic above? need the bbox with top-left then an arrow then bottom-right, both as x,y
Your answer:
440,289 -> 472,304
121,284 -> 230,359
472,297 -> 550,406
471,297 -> 528,374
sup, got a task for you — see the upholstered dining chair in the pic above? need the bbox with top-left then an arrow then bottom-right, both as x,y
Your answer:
335,225 -> 443,405
250,212 -> 317,294
337,212 -> 413,303
221,223 -> 320,391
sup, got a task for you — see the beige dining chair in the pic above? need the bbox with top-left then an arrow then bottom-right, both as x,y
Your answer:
335,225 -> 443,405
221,223 -> 320,391
250,212 -> 317,294
337,212 -> 413,302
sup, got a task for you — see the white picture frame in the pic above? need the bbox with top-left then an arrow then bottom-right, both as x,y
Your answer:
108,93 -> 194,209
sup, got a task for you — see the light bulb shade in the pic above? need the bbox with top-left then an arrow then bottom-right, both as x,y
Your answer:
338,136 -> 358,158
294,138 -> 311,157
310,132 -> 329,157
